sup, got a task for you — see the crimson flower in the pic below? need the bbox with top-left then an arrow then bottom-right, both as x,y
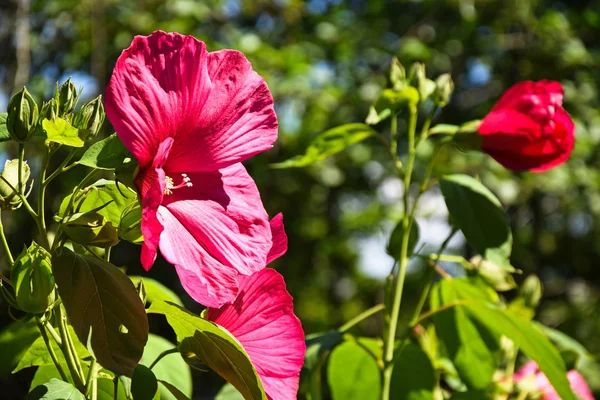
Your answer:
207,223 -> 304,400
514,361 -> 594,400
105,31 -> 278,307
478,80 -> 575,172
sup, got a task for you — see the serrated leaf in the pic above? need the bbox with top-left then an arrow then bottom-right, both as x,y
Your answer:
27,378 -> 85,400
53,248 -> 148,377
0,113 -> 10,142
440,174 -> 512,263
147,300 -> 267,400
78,134 -> 131,170
140,334 -> 192,400
327,338 -> 381,400
271,123 -> 377,168
43,118 -> 85,147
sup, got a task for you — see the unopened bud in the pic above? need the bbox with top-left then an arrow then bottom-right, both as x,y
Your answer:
519,275 -> 543,309
409,63 -> 436,103
433,73 -> 454,107
7,87 -> 38,142
57,78 -> 78,116
11,242 -> 56,314
0,159 -> 31,210
389,57 -> 406,90
40,99 -> 59,121
470,255 -> 516,292
73,95 -> 105,141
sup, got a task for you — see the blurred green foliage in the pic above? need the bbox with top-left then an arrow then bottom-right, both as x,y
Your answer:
1,0 -> 600,397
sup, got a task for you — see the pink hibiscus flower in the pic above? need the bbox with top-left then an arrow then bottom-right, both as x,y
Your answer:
514,361 -> 594,400
105,31 -> 278,307
207,220 -> 304,400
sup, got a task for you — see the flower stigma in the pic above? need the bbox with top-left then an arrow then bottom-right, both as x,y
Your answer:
164,173 -> 193,195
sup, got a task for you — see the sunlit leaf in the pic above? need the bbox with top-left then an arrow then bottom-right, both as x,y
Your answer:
0,113 -> 10,142
27,378 -> 85,400
78,134 -> 131,170
0,320 -> 40,377
43,118 -> 85,147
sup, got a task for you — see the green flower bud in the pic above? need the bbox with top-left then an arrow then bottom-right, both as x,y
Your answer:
409,63 -> 436,103
433,73 -> 454,107
0,159 -> 31,210
58,78 -> 78,116
6,87 -> 39,142
519,275 -> 543,309
40,98 -> 59,121
11,242 -> 56,314
389,57 -> 406,91
61,210 -> 120,248
73,95 -> 105,141
470,255 -> 516,292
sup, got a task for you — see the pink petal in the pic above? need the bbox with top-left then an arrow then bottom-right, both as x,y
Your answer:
138,138 -> 173,270
157,206 -> 239,307
105,31 -> 211,168
207,269 -> 305,400
267,213 -> 288,264
161,163 -> 271,277
567,370 -> 594,400
514,361 -> 539,381
166,49 -> 278,172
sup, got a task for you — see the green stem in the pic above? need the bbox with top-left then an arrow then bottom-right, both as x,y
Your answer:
36,318 -> 69,382
85,359 -> 98,396
43,148 -> 77,186
64,169 -> 98,217
0,210 -> 14,265
37,149 -> 50,250
56,305 -> 85,391
339,304 -> 385,333
149,348 -> 179,370
389,114 -> 403,171
381,105 -> 418,400
0,175 -> 37,219
18,144 -> 25,195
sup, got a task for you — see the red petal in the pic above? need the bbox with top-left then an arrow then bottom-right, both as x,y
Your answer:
267,213 -> 288,264
207,269 -> 305,400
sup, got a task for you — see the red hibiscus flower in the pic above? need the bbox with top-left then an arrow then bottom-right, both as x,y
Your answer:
105,31 -> 278,307
514,361 -> 594,400
207,219 -> 304,400
478,80 -> 575,172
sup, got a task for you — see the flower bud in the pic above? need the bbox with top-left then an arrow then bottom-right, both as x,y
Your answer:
6,87 -> 39,142
11,242 -> 56,314
40,99 -> 59,121
433,73 -> 454,107
58,78 -> 78,116
389,57 -> 406,91
0,159 -> 31,210
469,255 -> 516,292
73,95 -> 105,141
519,275 -> 543,309
409,63 -> 436,103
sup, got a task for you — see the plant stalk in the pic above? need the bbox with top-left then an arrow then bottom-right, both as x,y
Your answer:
0,210 -> 14,265
36,318 -> 69,382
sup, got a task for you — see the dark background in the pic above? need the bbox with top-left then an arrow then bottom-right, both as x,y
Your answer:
0,0 -> 599,397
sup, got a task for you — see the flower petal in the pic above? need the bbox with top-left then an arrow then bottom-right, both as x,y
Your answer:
267,213 -> 288,264
161,163 -> 271,276
105,31 -> 211,168
138,138 -> 173,270
157,206 -> 239,307
566,370 -> 594,400
166,49 -> 278,172
207,269 -> 305,400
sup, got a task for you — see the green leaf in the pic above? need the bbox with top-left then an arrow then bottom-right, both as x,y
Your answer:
0,320 -> 40,376
327,338 -> 381,400
430,278 -> 499,391
390,342 -> 435,400
131,365 -> 159,400
387,220 -> 420,260
440,174 -> 512,264
0,113 -> 10,142
304,330 -> 343,371
98,378 -> 128,400
159,381 -> 190,400
27,378 -> 85,400
450,392 -> 490,400
147,300 -> 267,400
463,303 -> 576,400
140,334 -> 192,400
30,365 -> 70,390
428,124 -> 460,136
43,118 -> 85,147
78,134 -> 131,170
271,123 -> 377,168
14,325 -> 89,373
215,383 -> 244,400
119,203 -> 143,244
53,248 -> 149,377
60,181 -> 138,228
130,277 -> 183,307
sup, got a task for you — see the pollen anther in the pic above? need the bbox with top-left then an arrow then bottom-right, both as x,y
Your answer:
164,173 -> 193,195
